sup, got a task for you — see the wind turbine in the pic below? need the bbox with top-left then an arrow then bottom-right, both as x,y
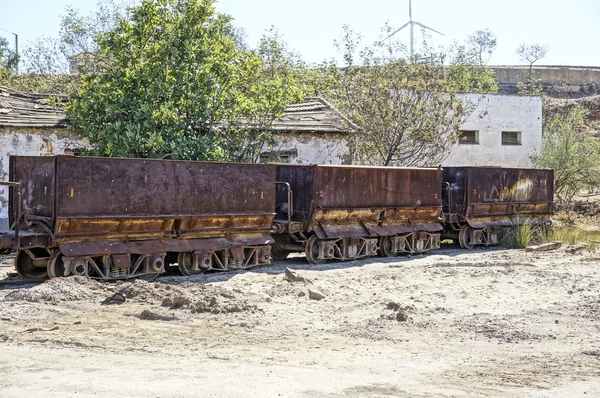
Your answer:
383,0 -> 444,59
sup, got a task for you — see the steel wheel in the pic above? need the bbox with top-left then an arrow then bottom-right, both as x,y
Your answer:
379,236 -> 395,257
47,252 -> 66,278
177,252 -> 206,276
305,235 -> 326,265
15,249 -> 49,279
458,225 -> 475,249
271,235 -> 292,261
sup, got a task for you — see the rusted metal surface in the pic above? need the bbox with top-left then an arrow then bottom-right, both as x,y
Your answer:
443,167 -> 554,227
275,165 -> 443,239
0,181 -> 21,250
48,156 -> 276,248
0,232 -> 14,249
8,156 -> 276,258
58,234 -> 274,257
53,156 -> 275,217
10,157 -> 55,229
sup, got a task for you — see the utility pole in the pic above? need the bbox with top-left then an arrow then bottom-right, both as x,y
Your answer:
0,28 -> 18,74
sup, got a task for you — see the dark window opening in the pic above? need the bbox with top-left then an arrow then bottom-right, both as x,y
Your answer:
458,130 -> 479,145
259,149 -> 298,163
502,131 -> 521,145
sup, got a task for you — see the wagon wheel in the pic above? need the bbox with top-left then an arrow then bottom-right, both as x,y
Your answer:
458,225 -> 476,250
271,245 -> 291,261
47,252 -> 66,278
379,236 -> 395,257
139,272 -> 160,281
271,235 -> 292,261
177,252 -> 206,276
305,235 -> 326,265
15,249 -> 49,279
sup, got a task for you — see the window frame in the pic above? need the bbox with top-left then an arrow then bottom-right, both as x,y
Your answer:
458,130 -> 479,145
501,131 -> 522,146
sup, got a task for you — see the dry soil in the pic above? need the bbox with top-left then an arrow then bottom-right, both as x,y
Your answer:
0,245 -> 599,397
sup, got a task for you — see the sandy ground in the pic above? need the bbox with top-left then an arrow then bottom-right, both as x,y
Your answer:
0,245 -> 599,397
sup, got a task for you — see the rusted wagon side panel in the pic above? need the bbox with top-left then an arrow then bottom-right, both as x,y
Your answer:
466,168 -> 553,206
443,167 -> 554,229
276,165 -> 442,216
9,156 -> 56,228
52,156 -> 276,243
313,166 -> 441,209
54,156 -> 274,217
273,164 -> 443,262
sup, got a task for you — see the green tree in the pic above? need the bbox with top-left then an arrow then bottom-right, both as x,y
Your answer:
1,0 -> 130,94
0,37 -> 19,82
532,105 -> 600,206
330,25 -> 498,167
516,43 -> 548,95
68,0 -> 307,162
466,29 -> 497,65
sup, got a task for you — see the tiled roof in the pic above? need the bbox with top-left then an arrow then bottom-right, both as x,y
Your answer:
271,97 -> 358,134
0,86 -> 69,128
0,87 -> 356,134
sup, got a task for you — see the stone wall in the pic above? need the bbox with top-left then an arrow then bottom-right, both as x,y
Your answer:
0,128 -> 88,229
443,94 -> 542,168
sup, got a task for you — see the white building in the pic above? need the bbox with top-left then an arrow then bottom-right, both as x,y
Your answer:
262,94 -> 543,169
443,93 -> 542,168
0,87 -> 87,229
259,97 -> 356,165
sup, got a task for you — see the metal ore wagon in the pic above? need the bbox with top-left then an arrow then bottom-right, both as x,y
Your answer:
441,167 -> 554,248
272,164 -> 444,263
0,155 -> 276,280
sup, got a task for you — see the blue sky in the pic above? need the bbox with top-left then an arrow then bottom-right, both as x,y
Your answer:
1,0 -> 599,66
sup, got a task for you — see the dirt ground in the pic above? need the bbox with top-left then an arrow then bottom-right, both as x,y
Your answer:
0,245 -> 599,397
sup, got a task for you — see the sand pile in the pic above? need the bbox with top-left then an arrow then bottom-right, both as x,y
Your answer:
4,276 -> 108,303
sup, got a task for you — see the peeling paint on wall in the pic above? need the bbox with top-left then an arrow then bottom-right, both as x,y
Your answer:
264,133 -> 351,165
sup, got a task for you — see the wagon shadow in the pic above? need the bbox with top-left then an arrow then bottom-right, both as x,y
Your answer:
0,245 -> 511,289
156,244 -> 508,285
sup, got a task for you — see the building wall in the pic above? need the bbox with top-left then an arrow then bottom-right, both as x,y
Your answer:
443,94 -> 542,168
0,128 -> 88,229
263,132 -> 351,165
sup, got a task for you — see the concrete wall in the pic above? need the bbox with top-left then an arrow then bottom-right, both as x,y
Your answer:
492,66 -> 600,85
0,128 -> 88,229
443,94 -> 542,168
262,132 -> 351,165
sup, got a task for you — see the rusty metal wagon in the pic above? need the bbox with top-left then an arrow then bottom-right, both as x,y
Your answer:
272,164 -> 443,263
441,167 -> 554,249
0,155 -> 276,280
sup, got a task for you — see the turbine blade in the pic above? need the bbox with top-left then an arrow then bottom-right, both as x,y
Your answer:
409,0 -> 412,20
413,21 -> 444,36
382,21 -> 410,41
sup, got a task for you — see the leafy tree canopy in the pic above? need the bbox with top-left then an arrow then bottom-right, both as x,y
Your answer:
516,42 -> 548,95
532,104 -> 600,206
0,0 -> 130,94
67,0 -> 310,162
0,37 -> 19,82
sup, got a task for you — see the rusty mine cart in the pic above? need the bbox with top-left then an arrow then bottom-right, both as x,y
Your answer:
271,164 -> 444,263
441,167 -> 554,249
